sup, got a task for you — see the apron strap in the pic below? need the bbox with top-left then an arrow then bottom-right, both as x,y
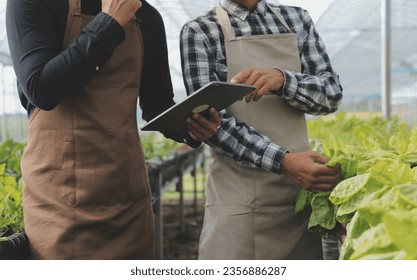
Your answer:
216,6 -> 236,41
62,0 -> 81,49
267,4 -> 292,32
216,4 -> 293,42
68,0 -> 81,14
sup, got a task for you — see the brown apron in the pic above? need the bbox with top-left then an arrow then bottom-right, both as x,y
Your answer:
198,5 -> 322,260
20,0 -> 154,259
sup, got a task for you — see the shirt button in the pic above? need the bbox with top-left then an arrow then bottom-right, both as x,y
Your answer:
95,66 -> 99,71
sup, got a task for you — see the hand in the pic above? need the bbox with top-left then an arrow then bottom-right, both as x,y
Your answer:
230,68 -> 284,102
335,223 -> 347,244
185,107 -> 221,141
102,0 -> 142,26
280,151 -> 341,193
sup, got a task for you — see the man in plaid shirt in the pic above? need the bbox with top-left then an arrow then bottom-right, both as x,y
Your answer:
181,0 -> 342,259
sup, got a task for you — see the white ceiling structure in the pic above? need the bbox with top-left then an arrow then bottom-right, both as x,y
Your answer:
0,2 -> 11,65
147,0 -> 221,100
315,0 -> 417,104
1,0 -> 416,105
148,0 -> 417,104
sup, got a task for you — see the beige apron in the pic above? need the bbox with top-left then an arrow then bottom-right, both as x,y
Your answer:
198,5 -> 322,260
20,0 -> 154,259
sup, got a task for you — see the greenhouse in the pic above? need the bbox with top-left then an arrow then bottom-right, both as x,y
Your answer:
0,0 -> 416,267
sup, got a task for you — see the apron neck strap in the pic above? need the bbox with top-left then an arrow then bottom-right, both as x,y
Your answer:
268,5 -> 292,32
216,6 -> 235,41
216,4 -> 293,41
68,0 -> 139,20
68,0 -> 81,14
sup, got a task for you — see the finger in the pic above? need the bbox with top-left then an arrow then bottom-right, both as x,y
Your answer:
311,167 -> 341,182
186,117 -> 206,138
308,183 -> 334,192
187,115 -> 216,138
208,108 -> 221,126
243,70 -> 261,86
310,181 -> 337,189
186,125 -> 206,141
253,82 -> 270,101
321,164 -> 342,176
332,164 -> 342,173
309,173 -> 341,190
193,113 -> 211,127
245,90 -> 257,102
230,69 -> 253,84
186,120 -> 206,141
187,130 -> 207,141
312,153 -> 331,164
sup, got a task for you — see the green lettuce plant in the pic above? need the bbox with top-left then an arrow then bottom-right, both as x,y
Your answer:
0,140 -> 26,239
297,114 -> 417,259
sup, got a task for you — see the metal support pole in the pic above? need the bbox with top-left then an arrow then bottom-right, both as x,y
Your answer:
192,154 -> 198,215
1,64 -> 7,142
154,172 -> 163,260
381,0 -> 391,119
177,173 -> 185,235
201,149 -> 206,200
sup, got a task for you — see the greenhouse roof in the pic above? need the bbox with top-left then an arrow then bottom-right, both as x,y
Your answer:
0,3 -> 11,65
146,0 -> 223,101
315,0 -> 417,102
1,0 -> 416,102
146,0 -> 281,101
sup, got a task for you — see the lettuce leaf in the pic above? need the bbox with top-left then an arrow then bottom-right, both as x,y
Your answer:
384,209 -> 417,259
329,173 -> 370,205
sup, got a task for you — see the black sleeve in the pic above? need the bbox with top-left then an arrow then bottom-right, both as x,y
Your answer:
5,0 -> 125,111
137,2 -> 201,148
137,2 -> 175,122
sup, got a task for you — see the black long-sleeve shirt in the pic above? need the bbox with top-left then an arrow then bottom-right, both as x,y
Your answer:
6,0 -> 173,121
6,0 -> 199,146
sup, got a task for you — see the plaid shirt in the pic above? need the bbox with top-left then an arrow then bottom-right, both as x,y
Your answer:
180,0 -> 343,173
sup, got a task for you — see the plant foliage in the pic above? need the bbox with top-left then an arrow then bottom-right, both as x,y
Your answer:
0,140 -> 26,238
297,113 -> 417,259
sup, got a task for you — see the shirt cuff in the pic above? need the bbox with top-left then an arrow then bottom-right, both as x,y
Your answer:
278,69 -> 299,101
83,12 -> 125,60
261,142 -> 288,174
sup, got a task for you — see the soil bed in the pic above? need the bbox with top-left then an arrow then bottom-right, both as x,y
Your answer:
161,198 -> 205,260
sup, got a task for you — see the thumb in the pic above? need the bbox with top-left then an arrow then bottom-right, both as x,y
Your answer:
311,153 -> 330,164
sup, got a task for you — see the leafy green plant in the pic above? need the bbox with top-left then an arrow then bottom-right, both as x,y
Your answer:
297,114 -> 417,259
0,140 -> 26,237
141,132 -> 180,163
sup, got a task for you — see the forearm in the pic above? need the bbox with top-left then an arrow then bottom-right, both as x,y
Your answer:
6,0 -> 124,110
275,9 -> 343,115
206,112 -> 288,173
33,14 -> 124,110
279,69 -> 343,115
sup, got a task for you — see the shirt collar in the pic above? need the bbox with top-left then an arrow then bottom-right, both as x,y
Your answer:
220,0 -> 268,21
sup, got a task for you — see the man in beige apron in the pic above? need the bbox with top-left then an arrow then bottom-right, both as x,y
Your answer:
20,0 -> 155,259
201,4 -> 322,260
181,0 -> 342,259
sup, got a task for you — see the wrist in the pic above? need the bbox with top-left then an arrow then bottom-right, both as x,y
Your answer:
279,150 -> 291,174
272,68 -> 285,93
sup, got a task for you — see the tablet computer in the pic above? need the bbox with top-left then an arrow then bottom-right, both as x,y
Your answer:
140,81 -> 255,133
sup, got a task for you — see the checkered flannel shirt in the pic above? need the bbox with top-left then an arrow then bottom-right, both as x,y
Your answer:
180,0 -> 343,173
